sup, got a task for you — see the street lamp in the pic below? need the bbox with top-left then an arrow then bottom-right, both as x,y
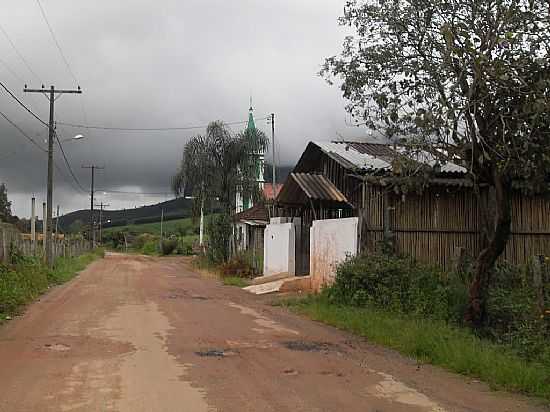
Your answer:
62,134 -> 85,143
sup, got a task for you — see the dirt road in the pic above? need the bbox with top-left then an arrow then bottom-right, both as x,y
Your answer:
0,253 -> 547,412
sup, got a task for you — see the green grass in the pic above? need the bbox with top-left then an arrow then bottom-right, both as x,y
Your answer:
222,276 -> 251,287
104,217 -> 197,237
0,249 -> 104,321
283,295 -> 550,401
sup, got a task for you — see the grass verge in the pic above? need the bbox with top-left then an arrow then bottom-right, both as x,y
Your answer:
283,295 -> 550,401
0,249 -> 104,322
222,276 -> 251,288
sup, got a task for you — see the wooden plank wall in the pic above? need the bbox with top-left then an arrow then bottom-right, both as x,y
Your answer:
362,184 -> 550,269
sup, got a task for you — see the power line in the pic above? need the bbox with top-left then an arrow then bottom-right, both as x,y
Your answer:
0,80 -> 48,127
35,0 -> 78,84
54,131 -> 87,193
56,117 -> 269,132
0,108 -> 47,153
0,22 -> 42,83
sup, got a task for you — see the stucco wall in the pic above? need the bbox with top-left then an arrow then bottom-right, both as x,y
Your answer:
264,218 -> 300,276
310,217 -> 358,291
263,221 -> 296,276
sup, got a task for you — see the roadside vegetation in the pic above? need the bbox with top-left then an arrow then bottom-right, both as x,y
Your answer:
282,253 -> 550,400
0,248 -> 104,322
104,217 -> 199,257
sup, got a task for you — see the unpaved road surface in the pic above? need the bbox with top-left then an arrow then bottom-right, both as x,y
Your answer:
0,253 -> 547,412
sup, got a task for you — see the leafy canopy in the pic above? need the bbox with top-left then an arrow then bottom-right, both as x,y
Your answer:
322,0 -> 550,189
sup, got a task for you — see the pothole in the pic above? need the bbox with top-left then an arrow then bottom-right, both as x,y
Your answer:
195,349 -> 238,358
44,343 -> 71,352
282,340 -> 339,353
283,368 -> 299,376
191,296 -> 208,301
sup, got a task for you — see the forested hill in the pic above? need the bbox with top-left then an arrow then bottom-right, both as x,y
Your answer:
57,197 -> 193,233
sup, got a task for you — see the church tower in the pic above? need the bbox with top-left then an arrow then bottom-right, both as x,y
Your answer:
236,104 -> 265,213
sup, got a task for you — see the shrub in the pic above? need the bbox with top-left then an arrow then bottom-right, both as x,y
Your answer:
328,253 -> 461,322
206,214 -> 232,264
220,254 -> 257,278
141,240 -> 158,256
176,236 -> 195,255
134,233 -> 156,250
160,239 -> 177,255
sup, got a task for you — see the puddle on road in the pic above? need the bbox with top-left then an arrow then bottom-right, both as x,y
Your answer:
366,371 -> 447,412
228,303 -> 299,336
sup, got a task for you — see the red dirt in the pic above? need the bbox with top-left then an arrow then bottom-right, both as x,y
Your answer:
0,253 -> 547,411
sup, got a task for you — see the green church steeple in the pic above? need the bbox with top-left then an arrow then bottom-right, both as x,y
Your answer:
247,102 -> 256,131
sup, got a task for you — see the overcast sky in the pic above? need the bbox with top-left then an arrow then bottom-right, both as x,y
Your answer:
0,0 -> 368,218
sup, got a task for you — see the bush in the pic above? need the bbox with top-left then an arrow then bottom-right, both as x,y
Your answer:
325,252 -> 550,368
206,214 -> 232,264
160,239 -> 177,255
134,233 -> 156,250
141,240 -> 158,256
220,254 -> 257,278
176,236 -> 195,255
328,253 -> 462,322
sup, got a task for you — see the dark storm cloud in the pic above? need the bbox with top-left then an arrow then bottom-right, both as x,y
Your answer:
0,0 -> 365,217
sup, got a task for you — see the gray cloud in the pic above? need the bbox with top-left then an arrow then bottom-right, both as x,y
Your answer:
0,0 -> 367,217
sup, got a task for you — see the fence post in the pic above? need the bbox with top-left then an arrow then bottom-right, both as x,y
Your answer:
0,228 -> 6,264
532,255 -> 546,316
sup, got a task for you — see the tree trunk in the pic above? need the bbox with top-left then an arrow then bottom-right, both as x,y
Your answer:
465,171 -> 512,328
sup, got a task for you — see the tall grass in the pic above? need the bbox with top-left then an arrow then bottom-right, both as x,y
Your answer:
285,295 -> 550,400
0,249 -> 104,321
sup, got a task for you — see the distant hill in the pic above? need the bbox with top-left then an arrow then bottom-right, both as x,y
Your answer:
57,197 -> 194,233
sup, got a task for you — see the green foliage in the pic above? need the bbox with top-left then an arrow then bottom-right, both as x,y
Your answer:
172,121 -> 268,219
220,254 -> 258,279
104,217 -> 197,237
176,236 -> 195,255
484,262 -> 550,364
0,183 -> 12,223
325,252 -> 549,367
0,250 -> 103,319
328,254 -> 464,322
285,295 -> 550,400
134,233 -> 157,250
141,240 -> 158,256
206,213 -> 232,264
222,276 -> 250,288
160,239 -> 178,256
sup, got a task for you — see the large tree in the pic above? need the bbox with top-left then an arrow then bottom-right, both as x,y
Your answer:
323,0 -> 550,326
172,121 -> 268,261
0,183 -> 12,223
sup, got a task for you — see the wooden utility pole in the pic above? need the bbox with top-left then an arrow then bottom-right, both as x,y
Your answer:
24,85 -> 82,267
42,202 -> 47,254
31,197 -> 36,255
94,202 -> 110,245
82,165 -> 104,249
268,113 -> 276,216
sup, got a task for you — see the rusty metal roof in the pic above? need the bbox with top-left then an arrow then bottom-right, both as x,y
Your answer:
277,173 -> 351,207
312,141 -> 466,175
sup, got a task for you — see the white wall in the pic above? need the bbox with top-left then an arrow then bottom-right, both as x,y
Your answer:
263,219 -> 297,276
310,217 -> 358,291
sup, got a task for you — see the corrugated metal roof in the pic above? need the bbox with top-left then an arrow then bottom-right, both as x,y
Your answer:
313,141 -> 466,175
314,142 -> 392,172
291,173 -> 349,203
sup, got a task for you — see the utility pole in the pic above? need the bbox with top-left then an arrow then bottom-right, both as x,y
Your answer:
94,202 -> 110,245
268,113 -> 276,215
24,85 -> 82,267
42,202 -> 47,254
31,197 -> 36,255
55,205 -> 60,258
82,165 -> 104,249
159,208 -> 164,250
